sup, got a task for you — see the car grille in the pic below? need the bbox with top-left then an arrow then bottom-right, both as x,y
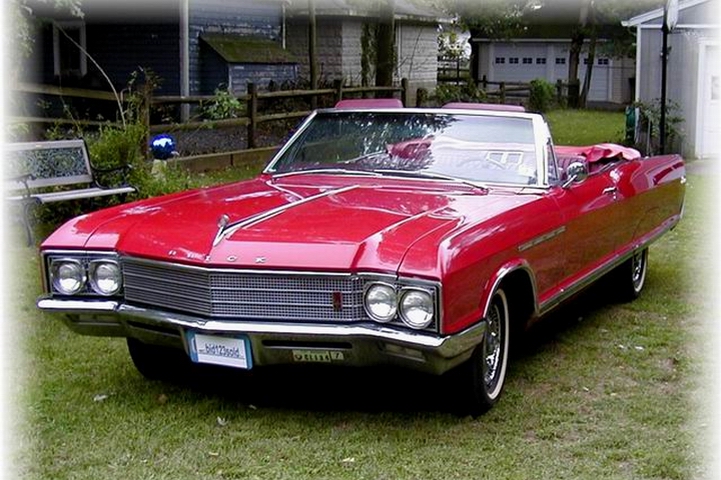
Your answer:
121,257 -> 366,322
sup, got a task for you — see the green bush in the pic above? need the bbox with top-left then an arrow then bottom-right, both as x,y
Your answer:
633,98 -> 685,155
431,82 -> 486,106
528,78 -> 555,112
201,87 -> 245,120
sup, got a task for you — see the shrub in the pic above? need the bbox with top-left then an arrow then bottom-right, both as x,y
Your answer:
528,78 -> 555,112
201,87 -> 245,120
431,82 -> 486,106
633,98 -> 685,155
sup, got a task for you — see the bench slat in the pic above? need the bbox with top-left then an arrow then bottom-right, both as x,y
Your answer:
8,186 -> 136,203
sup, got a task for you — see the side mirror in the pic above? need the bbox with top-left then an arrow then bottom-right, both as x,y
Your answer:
562,161 -> 589,188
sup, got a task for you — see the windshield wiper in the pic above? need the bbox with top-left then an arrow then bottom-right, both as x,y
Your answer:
271,168 -> 383,179
373,169 -> 488,191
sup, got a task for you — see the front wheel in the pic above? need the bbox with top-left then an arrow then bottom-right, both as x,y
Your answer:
452,288 -> 511,415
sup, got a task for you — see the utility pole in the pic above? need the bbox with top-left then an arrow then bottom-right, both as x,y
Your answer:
660,0 -> 678,154
309,0 -> 318,109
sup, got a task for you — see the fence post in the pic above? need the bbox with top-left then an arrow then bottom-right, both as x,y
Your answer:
247,82 -> 257,149
401,78 -> 409,107
141,82 -> 152,160
415,88 -> 427,108
556,79 -> 563,104
499,82 -> 506,104
567,79 -> 580,108
333,79 -> 343,104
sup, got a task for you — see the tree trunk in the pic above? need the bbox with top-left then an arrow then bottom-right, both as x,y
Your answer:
308,0 -> 319,109
568,28 -> 584,85
567,0 -> 591,108
361,22 -> 373,88
375,0 -> 395,93
579,30 -> 597,108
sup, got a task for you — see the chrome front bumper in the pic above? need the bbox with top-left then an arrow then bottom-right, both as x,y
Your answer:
37,298 -> 485,375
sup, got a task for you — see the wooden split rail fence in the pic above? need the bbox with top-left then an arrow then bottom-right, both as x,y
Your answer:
11,79 -> 410,152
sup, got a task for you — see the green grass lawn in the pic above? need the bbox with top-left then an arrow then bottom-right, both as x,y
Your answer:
546,109 -> 626,146
11,110 -> 718,479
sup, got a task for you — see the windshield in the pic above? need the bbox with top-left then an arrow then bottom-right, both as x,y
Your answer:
268,111 -> 540,185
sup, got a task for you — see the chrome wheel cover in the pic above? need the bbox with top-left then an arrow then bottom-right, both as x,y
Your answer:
631,250 -> 647,292
484,300 -> 503,393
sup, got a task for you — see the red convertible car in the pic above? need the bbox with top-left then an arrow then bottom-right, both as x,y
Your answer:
37,103 -> 686,414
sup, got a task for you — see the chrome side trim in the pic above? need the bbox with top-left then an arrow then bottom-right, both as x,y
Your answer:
518,226 -> 566,252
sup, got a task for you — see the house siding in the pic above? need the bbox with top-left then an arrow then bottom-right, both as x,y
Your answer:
633,0 -> 720,156
342,20 -> 364,85
286,18 -> 344,83
228,64 -> 299,93
396,22 -> 438,92
188,0 -> 284,95
287,16 -> 439,101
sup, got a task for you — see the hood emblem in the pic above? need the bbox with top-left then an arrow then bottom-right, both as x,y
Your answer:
227,255 -> 237,262
255,257 -> 267,264
212,214 -> 231,247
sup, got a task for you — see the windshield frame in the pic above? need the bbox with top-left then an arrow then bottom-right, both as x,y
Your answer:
264,107 -> 553,188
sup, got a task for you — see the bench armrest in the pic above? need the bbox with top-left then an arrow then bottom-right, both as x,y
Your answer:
7,173 -> 36,197
90,164 -> 134,189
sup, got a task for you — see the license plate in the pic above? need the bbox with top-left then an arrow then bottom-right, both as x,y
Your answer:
292,349 -> 345,363
186,332 -> 252,369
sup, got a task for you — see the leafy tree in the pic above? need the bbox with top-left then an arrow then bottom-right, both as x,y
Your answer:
9,0 -> 83,60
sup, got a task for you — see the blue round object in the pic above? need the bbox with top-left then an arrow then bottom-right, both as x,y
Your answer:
150,134 -> 177,160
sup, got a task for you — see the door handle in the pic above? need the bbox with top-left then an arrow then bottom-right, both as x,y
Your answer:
602,186 -> 618,195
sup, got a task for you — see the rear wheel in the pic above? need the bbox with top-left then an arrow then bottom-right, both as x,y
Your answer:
612,248 -> 648,301
453,288 -> 511,415
126,338 -> 191,381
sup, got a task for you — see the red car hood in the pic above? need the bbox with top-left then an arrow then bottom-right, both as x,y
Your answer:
45,176 -> 527,275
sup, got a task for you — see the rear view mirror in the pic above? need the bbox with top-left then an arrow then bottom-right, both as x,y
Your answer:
562,161 -> 589,188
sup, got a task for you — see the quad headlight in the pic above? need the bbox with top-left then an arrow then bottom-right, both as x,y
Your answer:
50,259 -> 86,295
47,254 -> 122,296
363,281 -> 437,330
89,260 -> 122,296
364,283 -> 397,322
399,289 -> 434,330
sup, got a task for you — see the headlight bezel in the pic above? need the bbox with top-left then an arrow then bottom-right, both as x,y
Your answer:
362,278 -> 439,332
44,251 -> 123,297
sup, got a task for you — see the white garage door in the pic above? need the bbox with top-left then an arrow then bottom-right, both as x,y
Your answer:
489,43 -> 612,102
580,57 -> 611,102
491,44 -> 547,83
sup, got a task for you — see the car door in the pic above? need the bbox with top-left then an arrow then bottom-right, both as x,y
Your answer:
548,163 -> 622,284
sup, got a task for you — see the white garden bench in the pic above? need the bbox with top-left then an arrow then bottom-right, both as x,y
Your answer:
6,139 -> 136,244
